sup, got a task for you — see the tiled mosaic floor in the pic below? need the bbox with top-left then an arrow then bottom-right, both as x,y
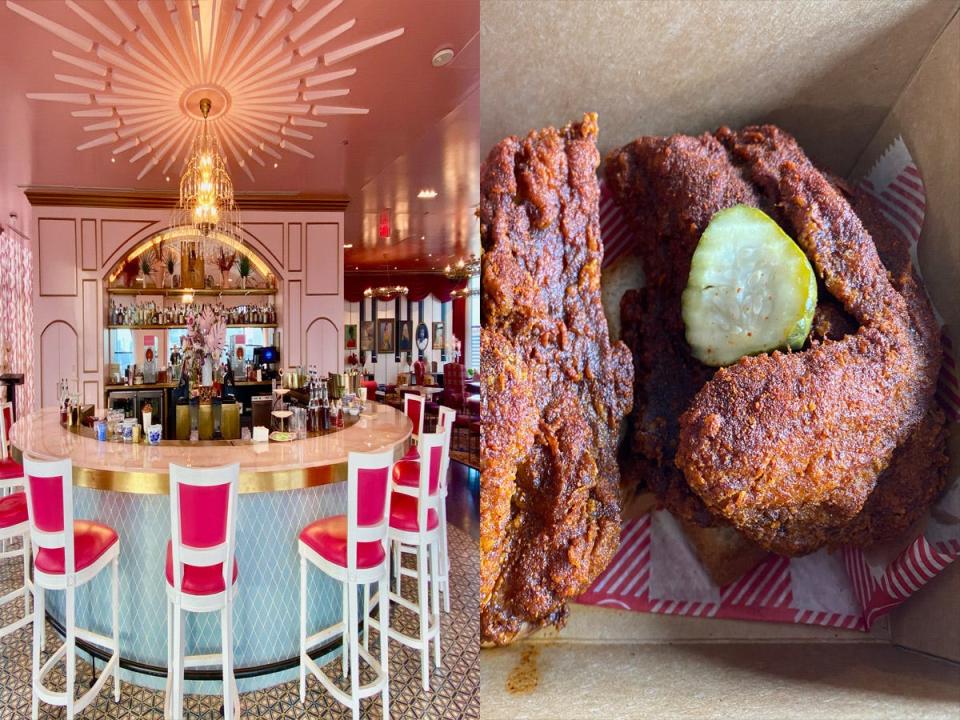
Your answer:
0,524 -> 478,719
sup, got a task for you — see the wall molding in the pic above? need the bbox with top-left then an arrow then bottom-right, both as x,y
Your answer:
24,187 -> 350,212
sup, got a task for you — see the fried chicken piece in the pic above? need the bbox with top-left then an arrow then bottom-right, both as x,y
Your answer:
676,126 -> 941,555
606,132 -> 764,527
480,114 -> 633,646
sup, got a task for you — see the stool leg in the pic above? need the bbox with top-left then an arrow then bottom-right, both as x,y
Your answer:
65,585 -> 76,720
21,533 -> 30,619
430,541 -> 441,669
439,503 -> 450,613
112,556 -> 120,701
347,582 -> 360,720
165,600 -> 173,720
31,582 -> 41,720
379,570 -> 390,718
393,540 -> 401,596
173,606 -> 184,720
221,603 -> 233,720
341,581 -> 348,679
299,556 -> 307,703
417,543 -> 429,691
362,583 -> 370,651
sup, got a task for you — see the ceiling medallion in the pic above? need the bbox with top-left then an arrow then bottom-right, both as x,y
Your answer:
443,254 -> 479,281
8,0 -> 405,181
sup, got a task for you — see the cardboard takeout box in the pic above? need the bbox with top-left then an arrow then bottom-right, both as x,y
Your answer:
480,1 -> 960,717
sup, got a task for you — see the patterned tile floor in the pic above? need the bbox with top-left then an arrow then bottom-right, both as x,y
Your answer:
0,520 -> 478,719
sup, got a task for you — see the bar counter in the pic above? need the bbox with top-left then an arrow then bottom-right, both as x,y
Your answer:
8,406 -> 412,692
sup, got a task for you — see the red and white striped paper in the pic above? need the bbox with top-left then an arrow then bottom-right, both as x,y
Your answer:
583,137 -> 960,631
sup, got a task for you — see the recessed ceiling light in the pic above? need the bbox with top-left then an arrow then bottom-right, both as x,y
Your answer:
110,157 -> 115,163
432,47 -> 455,67
343,243 -> 353,249
428,253 -> 432,257
417,189 -> 438,199
420,235 -> 425,240
165,176 -> 170,182
273,162 -> 279,168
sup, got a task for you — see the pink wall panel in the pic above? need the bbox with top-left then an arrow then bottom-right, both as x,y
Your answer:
305,317 -> 338,375
83,380 -> 99,407
99,219 -> 157,269
80,219 -> 97,271
81,279 -> 98,373
37,218 -> 78,297
305,223 -> 340,295
288,223 -> 302,272
287,279 -> 302,366
244,222 -> 284,269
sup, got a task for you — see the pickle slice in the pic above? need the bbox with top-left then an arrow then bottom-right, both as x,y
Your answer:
682,205 -> 817,367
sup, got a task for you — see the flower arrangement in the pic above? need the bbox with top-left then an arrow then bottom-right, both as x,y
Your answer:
347,352 -> 360,367
181,304 -> 227,389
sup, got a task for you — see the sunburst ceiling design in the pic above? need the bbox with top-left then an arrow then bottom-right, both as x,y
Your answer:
6,0 -> 404,181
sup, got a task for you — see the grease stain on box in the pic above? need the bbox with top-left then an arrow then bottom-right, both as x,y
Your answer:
506,645 -> 540,695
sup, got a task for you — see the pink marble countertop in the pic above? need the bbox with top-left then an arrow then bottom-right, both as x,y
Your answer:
9,407 -> 412,494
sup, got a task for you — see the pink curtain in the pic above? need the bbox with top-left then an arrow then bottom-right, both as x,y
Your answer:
0,229 -> 35,413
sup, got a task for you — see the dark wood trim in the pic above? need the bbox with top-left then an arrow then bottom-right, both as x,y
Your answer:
25,186 -> 350,212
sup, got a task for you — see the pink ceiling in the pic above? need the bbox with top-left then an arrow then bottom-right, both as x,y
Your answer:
0,0 -> 479,271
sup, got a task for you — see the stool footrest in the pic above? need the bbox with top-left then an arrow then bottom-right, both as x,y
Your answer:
305,622 -> 345,651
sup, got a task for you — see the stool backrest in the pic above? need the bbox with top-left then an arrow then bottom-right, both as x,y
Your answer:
347,448 -> 394,571
404,393 -> 425,440
436,406 -> 456,433
413,425 -> 450,531
168,463 -> 239,594
23,456 -> 75,573
0,401 -> 14,460
412,359 -> 426,386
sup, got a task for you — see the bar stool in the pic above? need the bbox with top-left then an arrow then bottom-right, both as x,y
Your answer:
165,463 -> 240,720
402,393 -> 426,461
23,456 -> 120,720
382,430 -> 447,691
298,448 -> 393,720
392,412 -> 453,612
0,400 -> 31,640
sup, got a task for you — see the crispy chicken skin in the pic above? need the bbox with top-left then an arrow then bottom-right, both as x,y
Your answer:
675,127 -> 941,555
480,114 -> 633,646
607,125 -> 944,557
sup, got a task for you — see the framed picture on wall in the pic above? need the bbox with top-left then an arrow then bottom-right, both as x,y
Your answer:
416,323 -> 429,352
398,321 -> 412,352
360,321 -> 375,352
378,319 -> 395,353
344,324 -> 358,349
432,321 -> 445,350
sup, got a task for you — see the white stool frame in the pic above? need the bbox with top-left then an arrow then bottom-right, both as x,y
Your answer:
376,429 -> 448,691
0,400 -> 32,642
298,448 -> 394,720
404,393 -> 426,443
392,413 -> 453,614
165,463 -> 240,720
23,456 -> 120,720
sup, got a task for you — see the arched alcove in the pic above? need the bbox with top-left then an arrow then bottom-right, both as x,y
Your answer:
305,317 -> 339,373
40,321 -> 78,407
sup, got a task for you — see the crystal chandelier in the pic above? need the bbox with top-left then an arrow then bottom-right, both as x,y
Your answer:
172,98 -> 242,256
443,254 -> 479,281
363,284 -> 409,300
450,287 -> 479,299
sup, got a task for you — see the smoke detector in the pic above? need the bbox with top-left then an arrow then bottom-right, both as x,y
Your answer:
432,47 -> 455,67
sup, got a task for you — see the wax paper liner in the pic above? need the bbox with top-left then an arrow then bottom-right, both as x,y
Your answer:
580,137 -> 960,631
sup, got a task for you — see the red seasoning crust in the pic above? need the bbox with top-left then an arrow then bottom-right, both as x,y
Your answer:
675,126 -> 941,556
480,114 -> 633,646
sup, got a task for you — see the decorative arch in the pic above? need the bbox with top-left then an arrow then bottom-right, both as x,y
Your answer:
39,321 -> 78,407
304,317 -> 339,374
103,225 -> 281,286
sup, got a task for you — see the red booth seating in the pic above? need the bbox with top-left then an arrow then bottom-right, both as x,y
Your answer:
412,360 -> 426,386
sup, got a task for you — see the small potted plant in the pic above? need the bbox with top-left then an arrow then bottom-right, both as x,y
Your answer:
237,254 -> 252,290
139,254 -> 152,288
165,248 -> 176,288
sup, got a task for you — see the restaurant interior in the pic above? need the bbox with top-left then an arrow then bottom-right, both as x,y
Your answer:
0,1 -> 479,718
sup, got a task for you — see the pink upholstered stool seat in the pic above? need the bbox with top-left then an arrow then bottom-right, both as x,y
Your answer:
299,516 -> 386,570
164,541 -> 238,595
0,458 -> 23,481
0,491 -> 27,528
35,520 -> 118,574
392,460 -> 419,488
389,493 -> 439,532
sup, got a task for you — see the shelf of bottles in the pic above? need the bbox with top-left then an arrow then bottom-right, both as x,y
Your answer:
107,299 -> 278,329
